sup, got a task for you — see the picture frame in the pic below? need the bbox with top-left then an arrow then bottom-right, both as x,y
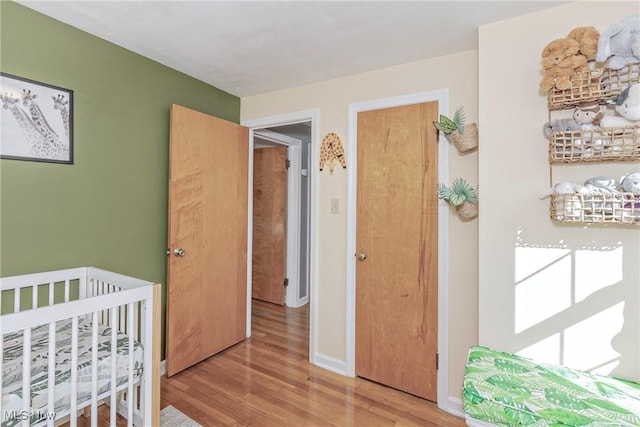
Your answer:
0,72 -> 74,164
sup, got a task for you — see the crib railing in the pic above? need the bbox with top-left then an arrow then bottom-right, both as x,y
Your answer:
0,267 -> 160,427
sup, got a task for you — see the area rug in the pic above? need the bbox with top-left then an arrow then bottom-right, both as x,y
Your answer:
160,405 -> 202,427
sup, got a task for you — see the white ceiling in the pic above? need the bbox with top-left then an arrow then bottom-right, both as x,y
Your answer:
18,1 -> 571,97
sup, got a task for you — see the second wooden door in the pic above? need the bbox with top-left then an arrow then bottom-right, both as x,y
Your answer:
252,146 -> 288,305
355,102 -> 439,401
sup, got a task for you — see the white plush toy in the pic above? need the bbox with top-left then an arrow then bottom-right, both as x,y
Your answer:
583,175 -> 619,193
618,172 -> 640,221
540,182 -> 589,219
599,84 -> 640,128
539,182 -> 588,199
596,13 -> 640,70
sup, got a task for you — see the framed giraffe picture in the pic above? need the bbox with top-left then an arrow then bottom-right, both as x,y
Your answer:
0,72 -> 73,164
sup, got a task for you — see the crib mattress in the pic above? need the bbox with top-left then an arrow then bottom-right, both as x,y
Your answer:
463,346 -> 640,426
2,318 -> 143,427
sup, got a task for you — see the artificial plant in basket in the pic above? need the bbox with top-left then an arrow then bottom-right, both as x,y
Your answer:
432,106 -> 478,153
438,178 -> 478,220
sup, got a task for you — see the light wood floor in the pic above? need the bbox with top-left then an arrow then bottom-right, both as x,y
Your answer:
159,299 -> 466,427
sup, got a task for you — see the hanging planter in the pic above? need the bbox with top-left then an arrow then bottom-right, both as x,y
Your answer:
451,123 -> 479,153
438,178 -> 479,221
455,201 -> 479,221
433,106 -> 479,153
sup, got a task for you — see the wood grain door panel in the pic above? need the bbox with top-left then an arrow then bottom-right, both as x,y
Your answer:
166,104 -> 248,377
355,102 -> 438,401
252,146 -> 287,305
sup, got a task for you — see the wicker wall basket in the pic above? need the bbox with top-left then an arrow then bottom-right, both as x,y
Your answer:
549,126 -> 640,163
456,202 -> 478,221
548,62 -> 640,111
550,192 -> 640,225
451,123 -> 478,153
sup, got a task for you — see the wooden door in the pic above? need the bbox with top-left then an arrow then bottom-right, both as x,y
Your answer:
166,104 -> 248,377
252,146 -> 287,305
355,102 -> 439,401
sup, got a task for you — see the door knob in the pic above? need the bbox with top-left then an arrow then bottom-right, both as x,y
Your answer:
357,252 -> 367,261
174,248 -> 186,257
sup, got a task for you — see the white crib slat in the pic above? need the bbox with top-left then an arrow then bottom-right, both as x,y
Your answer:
132,301 -> 139,412
91,311 -> 99,427
49,282 -> 55,306
0,330 -> 4,422
79,273 -> 87,300
32,284 -> 38,309
120,304 -> 125,334
47,322 -> 56,427
64,280 -> 70,302
127,303 -> 134,427
70,316 -> 78,427
110,307 -> 117,425
22,328 -> 31,427
14,287 -> 20,312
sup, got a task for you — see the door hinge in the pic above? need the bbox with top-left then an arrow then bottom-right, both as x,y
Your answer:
286,159 -> 291,169
436,352 -> 439,370
284,277 -> 289,287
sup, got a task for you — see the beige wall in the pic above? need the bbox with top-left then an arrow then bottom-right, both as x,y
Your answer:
479,2 -> 640,382
242,50 -> 479,401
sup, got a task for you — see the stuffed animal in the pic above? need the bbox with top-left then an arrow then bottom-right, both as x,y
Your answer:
540,182 -> 588,220
618,172 -> 640,221
573,101 -> 604,125
543,118 -> 584,156
599,84 -> 640,128
543,118 -> 582,138
619,172 -> 640,192
567,26 -> 601,58
614,84 -> 640,121
582,176 -> 623,218
584,176 -> 619,193
596,13 -> 640,70
540,182 -> 588,199
572,101 -> 605,156
540,38 -> 589,91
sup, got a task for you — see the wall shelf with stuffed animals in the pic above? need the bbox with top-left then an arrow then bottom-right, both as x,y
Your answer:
547,63 -> 640,111
539,14 -> 640,225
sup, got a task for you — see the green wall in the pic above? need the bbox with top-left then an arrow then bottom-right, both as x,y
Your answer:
0,2 -> 241,356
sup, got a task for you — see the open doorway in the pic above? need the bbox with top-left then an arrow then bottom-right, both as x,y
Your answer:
252,123 -> 311,308
244,109 -> 318,366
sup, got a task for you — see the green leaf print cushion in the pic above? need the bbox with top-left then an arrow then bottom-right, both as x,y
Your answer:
462,345 -> 640,426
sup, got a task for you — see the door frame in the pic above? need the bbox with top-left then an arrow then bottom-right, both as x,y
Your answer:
242,109 -> 319,363
253,129 -> 306,308
346,90 -> 450,408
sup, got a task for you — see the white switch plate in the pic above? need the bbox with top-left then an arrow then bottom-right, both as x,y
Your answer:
331,198 -> 339,214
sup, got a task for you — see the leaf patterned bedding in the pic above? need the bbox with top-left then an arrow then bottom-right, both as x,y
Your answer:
463,346 -> 640,426
2,318 -> 143,427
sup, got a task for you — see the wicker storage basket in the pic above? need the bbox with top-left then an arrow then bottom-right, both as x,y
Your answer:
451,123 -> 478,153
549,126 -> 640,163
549,192 -> 640,224
456,202 -> 478,221
548,62 -> 640,111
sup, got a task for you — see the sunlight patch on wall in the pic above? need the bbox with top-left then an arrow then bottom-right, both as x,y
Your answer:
515,248 -> 572,333
518,334 -> 560,365
575,247 -> 623,303
563,302 -> 624,373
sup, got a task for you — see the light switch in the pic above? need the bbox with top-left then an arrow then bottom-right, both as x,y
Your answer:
331,198 -> 339,214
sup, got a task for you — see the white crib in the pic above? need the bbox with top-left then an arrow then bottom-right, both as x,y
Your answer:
0,267 -> 160,427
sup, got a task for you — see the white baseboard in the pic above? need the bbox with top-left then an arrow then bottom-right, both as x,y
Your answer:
160,359 -> 166,377
443,396 -> 465,418
313,353 -> 348,376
